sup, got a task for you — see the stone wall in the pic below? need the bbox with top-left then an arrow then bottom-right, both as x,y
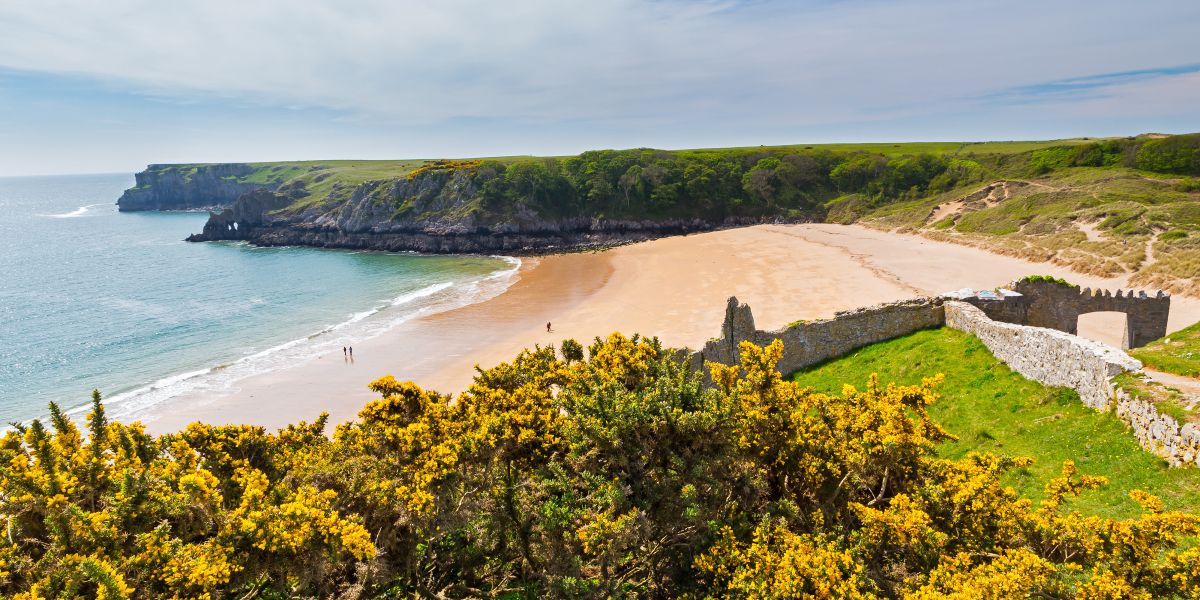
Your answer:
961,280 -> 1170,349
688,296 -> 945,377
1114,389 -> 1200,466
944,301 -> 1141,410
690,294 -> 1196,466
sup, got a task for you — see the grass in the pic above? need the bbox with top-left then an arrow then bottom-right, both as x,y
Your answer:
790,327 -> 1200,519
860,167 -> 1200,290
153,137 -> 1200,291
1131,320 -> 1200,378
1112,372 -> 1198,425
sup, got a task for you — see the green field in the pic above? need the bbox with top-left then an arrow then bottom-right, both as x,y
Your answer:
790,327 -> 1200,518
676,137 -> 1102,158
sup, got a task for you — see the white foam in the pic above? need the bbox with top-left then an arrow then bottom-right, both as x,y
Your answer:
392,281 -> 453,306
90,258 -> 523,423
45,203 -> 109,218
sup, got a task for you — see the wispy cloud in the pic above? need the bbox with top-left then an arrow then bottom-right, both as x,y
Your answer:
0,0 -> 1197,174
985,64 -> 1200,105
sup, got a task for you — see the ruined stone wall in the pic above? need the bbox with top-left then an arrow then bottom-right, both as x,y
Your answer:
688,297 -> 945,376
690,295 -> 1193,466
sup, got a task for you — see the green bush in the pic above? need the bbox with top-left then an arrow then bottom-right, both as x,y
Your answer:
1135,134 -> 1200,175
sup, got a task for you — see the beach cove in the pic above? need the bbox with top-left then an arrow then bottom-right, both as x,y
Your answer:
142,223 -> 1200,433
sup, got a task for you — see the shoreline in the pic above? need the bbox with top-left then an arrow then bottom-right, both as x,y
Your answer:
140,223 -> 1200,433
92,254 -> 521,428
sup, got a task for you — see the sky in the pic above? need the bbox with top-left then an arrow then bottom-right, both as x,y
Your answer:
0,0 -> 1198,176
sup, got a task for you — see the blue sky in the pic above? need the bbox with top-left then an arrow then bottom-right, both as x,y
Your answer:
0,0 -> 1197,175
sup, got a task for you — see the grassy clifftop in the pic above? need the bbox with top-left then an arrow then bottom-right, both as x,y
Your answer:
132,137 -> 1107,217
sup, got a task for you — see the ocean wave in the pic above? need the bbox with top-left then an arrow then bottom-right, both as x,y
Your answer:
45,203 -> 110,218
84,258 -> 522,423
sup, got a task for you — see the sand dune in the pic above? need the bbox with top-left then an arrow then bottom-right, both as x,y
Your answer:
143,224 -> 1200,433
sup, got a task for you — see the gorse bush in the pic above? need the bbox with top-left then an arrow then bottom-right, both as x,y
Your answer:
4,336 -> 1200,598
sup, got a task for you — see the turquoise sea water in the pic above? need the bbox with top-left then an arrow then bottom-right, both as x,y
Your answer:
0,173 -> 514,424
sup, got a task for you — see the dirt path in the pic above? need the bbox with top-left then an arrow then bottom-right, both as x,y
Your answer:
1144,369 -> 1200,414
1144,230 -> 1161,268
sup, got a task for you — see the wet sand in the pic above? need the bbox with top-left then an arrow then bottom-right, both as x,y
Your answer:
143,224 -> 1200,433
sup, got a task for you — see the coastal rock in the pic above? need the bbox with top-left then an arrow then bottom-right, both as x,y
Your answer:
118,164 -> 278,212
185,169 -> 795,254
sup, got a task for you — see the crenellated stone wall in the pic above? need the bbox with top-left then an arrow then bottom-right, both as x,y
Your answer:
959,279 -> 1170,349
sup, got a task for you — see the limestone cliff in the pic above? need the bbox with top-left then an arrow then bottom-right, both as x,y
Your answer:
185,167 -> 775,254
117,164 -> 279,211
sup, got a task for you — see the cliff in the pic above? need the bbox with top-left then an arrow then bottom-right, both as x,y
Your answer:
185,168 -> 763,254
117,163 -> 279,211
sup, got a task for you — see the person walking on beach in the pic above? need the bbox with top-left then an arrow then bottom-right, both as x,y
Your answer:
349,346 -> 354,357
546,322 -> 552,333
343,346 -> 347,357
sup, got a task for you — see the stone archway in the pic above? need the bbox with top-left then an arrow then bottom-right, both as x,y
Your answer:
1077,311 -> 1131,349
958,279 -> 1170,349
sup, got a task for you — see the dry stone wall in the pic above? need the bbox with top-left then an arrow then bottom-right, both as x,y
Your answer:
1115,389 -> 1200,466
943,301 -> 1140,410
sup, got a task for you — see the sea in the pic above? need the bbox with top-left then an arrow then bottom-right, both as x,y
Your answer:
0,173 -> 518,425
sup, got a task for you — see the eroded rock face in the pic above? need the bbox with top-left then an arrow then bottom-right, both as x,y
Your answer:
187,189 -> 294,242
186,170 -> 787,253
117,164 -> 276,212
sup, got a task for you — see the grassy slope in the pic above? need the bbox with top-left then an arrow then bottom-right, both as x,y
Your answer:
1131,320 -> 1200,378
859,166 -> 1200,293
790,327 -> 1200,519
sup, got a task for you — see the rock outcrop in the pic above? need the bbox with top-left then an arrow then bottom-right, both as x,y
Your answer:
185,169 -> 783,254
118,164 -> 277,211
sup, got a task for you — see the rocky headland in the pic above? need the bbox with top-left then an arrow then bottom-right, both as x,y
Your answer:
175,163 -> 791,254
117,163 -> 278,211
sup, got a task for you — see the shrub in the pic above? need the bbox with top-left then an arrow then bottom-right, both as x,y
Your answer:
1136,134 -> 1200,175
1018,274 -> 1079,288
3,338 -> 1199,598
559,338 -> 584,363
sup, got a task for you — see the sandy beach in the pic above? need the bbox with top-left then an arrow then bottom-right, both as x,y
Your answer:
144,224 -> 1200,433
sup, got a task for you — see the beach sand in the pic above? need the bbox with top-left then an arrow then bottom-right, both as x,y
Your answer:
144,224 -> 1200,433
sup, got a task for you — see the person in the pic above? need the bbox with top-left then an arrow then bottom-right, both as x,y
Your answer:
349,346 -> 354,357
343,346 -> 347,357
546,322 -> 551,333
